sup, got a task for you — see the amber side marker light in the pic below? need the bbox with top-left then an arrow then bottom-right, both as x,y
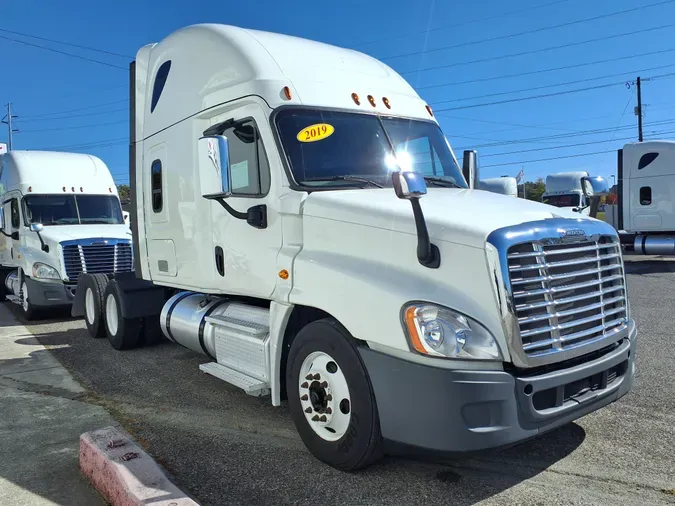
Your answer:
367,95 -> 376,107
425,104 -> 434,117
351,93 -> 360,105
283,86 -> 292,100
383,97 -> 391,109
404,306 -> 427,354
27,186 -> 32,192
278,269 -> 289,280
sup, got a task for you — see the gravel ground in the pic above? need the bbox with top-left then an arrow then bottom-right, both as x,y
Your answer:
10,254 -> 675,506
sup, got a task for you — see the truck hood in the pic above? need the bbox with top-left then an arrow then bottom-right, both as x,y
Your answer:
37,224 -> 132,244
302,188 -> 585,249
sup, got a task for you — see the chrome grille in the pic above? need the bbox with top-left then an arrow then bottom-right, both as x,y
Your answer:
507,236 -> 627,359
62,242 -> 133,280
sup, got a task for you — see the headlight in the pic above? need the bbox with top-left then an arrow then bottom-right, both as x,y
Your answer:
402,303 -> 502,360
32,262 -> 60,280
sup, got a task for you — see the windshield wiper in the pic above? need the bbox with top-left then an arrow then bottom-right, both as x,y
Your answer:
305,176 -> 383,188
423,176 -> 462,188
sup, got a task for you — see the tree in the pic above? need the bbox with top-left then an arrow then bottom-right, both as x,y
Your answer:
117,184 -> 130,202
517,178 -> 546,202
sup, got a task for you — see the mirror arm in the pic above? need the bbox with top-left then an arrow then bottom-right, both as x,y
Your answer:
32,229 -> 49,252
410,198 -> 440,269
203,194 -> 267,229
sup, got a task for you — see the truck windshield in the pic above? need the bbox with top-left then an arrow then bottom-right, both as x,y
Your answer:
23,195 -> 124,226
542,194 -> 581,207
274,108 -> 467,188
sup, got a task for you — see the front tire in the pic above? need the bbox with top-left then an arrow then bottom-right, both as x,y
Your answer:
286,318 -> 382,471
20,281 -> 37,321
103,281 -> 141,350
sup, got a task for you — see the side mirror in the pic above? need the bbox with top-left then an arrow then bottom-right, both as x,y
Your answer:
462,150 -> 480,189
581,176 -> 609,198
30,223 -> 44,233
392,171 -> 427,200
199,135 -> 231,197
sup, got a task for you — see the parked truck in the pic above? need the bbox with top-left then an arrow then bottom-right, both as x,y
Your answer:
74,24 -> 636,471
479,176 -> 518,197
0,150 -> 132,319
613,140 -> 675,254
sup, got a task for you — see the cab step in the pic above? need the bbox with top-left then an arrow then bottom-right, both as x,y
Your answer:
199,362 -> 269,397
205,314 -> 268,336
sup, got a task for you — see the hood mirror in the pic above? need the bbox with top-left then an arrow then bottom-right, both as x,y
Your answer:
392,170 -> 427,199
29,222 -> 48,252
581,176 -> 609,198
391,170 -> 440,269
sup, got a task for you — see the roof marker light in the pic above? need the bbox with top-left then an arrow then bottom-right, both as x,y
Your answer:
63,186 -> 66,192
80,187 -> 83,192
383,97 -> 391,109
283,86 -> 292,100
425,105 -> 434,117
109,187 -> 112,193
351,93 -> 360,105
71,187 -> 75,192
367,95 -> 376,107
28,186 -> 32,192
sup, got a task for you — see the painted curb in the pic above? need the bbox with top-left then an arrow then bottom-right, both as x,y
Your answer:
79,425 -> 199,506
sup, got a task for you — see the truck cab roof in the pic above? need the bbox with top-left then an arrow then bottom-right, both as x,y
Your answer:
135,23 -> 436,141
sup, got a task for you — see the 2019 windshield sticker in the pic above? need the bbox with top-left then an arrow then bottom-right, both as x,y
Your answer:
296,123 -> 335,143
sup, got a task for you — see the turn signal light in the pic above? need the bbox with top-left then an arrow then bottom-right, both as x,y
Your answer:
425,104 -> 434,117
383,97 -> 391,109
367,95 -> 376,107
283,86 -> 292,100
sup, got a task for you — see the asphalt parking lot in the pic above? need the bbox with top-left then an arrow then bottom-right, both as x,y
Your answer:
5,254 -> 675,506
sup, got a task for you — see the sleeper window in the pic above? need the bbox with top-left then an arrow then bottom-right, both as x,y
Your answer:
639,186 -> 652,206
222,120 -> 270,196
10,199 -> 20,228
151,160 -> 162,212
150,61 -> 171,113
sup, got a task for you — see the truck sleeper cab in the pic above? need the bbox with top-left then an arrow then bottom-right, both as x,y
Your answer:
73,24 -> 637,471
0,150 -> 132,320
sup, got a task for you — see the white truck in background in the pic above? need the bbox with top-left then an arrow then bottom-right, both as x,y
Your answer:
479,176 -> 518,197
73,23 -> 636,471
542,171 -> 592,214
613,140 -> 675,254
0,150 -> 132,319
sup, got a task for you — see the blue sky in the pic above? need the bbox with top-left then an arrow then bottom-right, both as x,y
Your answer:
1,0 -> 674,186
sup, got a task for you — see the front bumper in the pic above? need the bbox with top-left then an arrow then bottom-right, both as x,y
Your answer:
358,319 -> 637,452
25,277 -> 76,307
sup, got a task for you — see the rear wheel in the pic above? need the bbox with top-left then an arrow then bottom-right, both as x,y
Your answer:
286,318 -> 382,471
104,281 -> 141,350
83,274 -> 109,338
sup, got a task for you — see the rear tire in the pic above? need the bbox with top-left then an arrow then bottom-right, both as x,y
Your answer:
286,318 -> 382,471
103,281 -> 141,350
83,274 -> 109,338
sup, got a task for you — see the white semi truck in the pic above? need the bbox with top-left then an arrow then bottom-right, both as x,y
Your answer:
542,171 -> 593,214
479,176 -> 518,197
73,24 -> 636,471
614,140 -> 675,254
0,150 -> 132,319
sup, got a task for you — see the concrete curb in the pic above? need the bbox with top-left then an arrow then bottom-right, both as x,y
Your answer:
79,426 -> 199,506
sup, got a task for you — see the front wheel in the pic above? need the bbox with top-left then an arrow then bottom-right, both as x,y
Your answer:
286,318 -> 382,471
20,281 -> 37,321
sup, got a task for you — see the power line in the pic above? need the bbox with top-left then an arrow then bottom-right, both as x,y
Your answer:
431,63 -> 675,106
352,0 -> 574,47
418,47 -> 675,90
21,119 -> 127,133
20,107 -> 128,123
39,137 -> 127,151
433,72 -> 675,112
0,28 -> 133,59
401,22 -> 675,75
452,120 -> 675,150
480,129 -> 675,158
21,99 -> 128,120
383,0 -> 675,61
0,34 -> 128,70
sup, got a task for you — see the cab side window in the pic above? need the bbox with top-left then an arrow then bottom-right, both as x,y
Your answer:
223,119 -> 270,196
10,199 -> 20,228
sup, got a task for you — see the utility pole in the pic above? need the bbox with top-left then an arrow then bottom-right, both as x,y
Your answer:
1,103 -> 18,150
635,76 -> 643,142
